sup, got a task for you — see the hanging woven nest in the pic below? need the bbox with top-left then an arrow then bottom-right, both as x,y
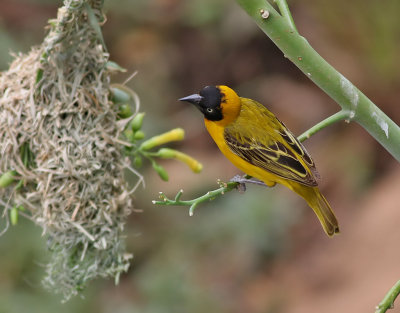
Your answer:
0,0 -> 134,300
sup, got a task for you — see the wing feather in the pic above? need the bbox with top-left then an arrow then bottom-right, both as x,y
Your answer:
223,98 -> 318,187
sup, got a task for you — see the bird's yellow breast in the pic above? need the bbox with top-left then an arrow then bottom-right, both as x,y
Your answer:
204,116 -> 284,187
205,95 -> 303,188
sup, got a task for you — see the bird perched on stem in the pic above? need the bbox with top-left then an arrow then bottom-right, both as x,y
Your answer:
180,85 -> 339,237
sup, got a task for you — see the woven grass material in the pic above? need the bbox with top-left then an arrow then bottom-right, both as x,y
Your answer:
0,0 -> 133,300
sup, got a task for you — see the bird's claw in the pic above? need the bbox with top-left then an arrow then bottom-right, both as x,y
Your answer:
230,175 -> 246,193
230,175 -> 244,183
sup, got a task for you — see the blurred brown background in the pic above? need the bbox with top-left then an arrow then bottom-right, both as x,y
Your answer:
1,0 -> 400,312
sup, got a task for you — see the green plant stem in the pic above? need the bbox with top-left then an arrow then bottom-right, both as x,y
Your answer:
235,0 -> 400,161
376,280 -> 400,313
153,181 -> 240,215
298,110 -> 349,142
274,0 -> 298,33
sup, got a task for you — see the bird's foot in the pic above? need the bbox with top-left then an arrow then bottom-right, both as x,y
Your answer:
230,175 -> 247,193
230,175 -> 268,189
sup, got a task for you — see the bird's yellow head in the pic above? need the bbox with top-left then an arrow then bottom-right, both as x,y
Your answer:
179,85 -> 241,126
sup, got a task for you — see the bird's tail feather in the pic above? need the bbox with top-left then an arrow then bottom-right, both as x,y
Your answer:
295,186 -> 339,237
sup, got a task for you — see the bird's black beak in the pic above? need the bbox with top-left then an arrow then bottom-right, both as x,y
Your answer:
178,94 -> 203,106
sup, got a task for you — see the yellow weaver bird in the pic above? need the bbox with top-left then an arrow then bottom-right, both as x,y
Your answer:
180,85 -> 339,237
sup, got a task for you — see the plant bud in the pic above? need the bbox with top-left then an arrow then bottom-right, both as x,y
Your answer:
106,61 -> 127,73
174,151 -> 203,173
10,206 -> 18,225
157,148 -> 203,173
133,130 -> 145,140
118,104 -> 133,118
124,129 -> 135,142
131,113 -> 145,131
156,148 -> 177,158
152,162 -> 169,181
0,170 -> 16,188
133,156 -> 142,168
110,86 -> 131,104
140,128 -> 184,150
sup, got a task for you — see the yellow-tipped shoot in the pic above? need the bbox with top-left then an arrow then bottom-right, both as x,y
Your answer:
156,148 -> 203,173
140,128 -> 185,150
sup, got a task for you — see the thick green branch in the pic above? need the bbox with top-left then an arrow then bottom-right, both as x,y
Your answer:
235,0 -> 400,161
376,280 -> 400,313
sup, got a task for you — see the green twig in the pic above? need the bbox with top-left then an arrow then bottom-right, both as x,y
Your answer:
298,110 -> 349,142
274,0 -> 298,33
235,0 -> 400,161
154,175 -> 270,214
376,280 -> 400,313
153,181 -> 240,216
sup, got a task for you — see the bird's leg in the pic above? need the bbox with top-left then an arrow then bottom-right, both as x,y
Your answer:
230,174 -> 270,188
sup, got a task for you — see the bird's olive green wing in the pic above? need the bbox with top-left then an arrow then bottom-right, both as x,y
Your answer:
275,119 -> 320,180
223,98 -> 318,186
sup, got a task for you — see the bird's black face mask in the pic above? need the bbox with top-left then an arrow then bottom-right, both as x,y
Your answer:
179,86 -> 223,121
